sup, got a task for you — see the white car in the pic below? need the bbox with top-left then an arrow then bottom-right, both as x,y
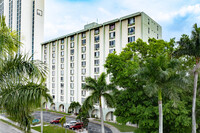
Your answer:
64,121 -> 77,128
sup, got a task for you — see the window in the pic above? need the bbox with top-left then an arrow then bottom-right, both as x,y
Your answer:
109,24 -> 115,31
128,27 -> 135,35
70,36 -> 74,41
52,47 -> 55,52
109,40 -> 115,48
157,25 -> 159,31
61,70 -> 64,76
82,61 -> 86,67
61,45 -> 64,50
70,83 -> 74,89
44,61 -> 47,64
128,36 -> 135,43
94,51 -> 100,58
109,49 -> 115,53
94,60 -> 99,66
61,77 -> 64,82
60,96 -> 64,101
44,55 -> 47,60
148,18 -> 150,25
70,90 -> 74,96
109,32 -> 115,39
70,97 -> 74,102
94,28 -> 99,35
128,17 -> 135,25
44,44 -> 47,48
81,76 -> 86,82
52,77 -> 55,82
70,49 -> 74,55
52,42 -> 56,46
61,64 -> 64,69
82,69 -> 86,74
61,39 -> 64,44
52,53 -> 55,58
157,34 -> 159,39
82,39 -> 86,45
70,76 -> 74,82
82,32 -> 86,38
61,51 -> 64,56
44,50 -> 47,54
94,75 -> 99,80
52,83 -> 55,88
70,42 -> 74,48
82,54 -> 86,60
52,71 -> 55,76
52,59 -> 55,64
70,56 -> 74,61
81,98 -> 86,104
94,36 -> 99,42
81,90 -> 86,96
148,28 -> 150,34
52,65 -> 55,70
61,83 -> 64,88
61,90 -> 64,95
94,67 -> 99,73
52,90 -> 55,94
61,58 -> 64,63
82,83 -> 86,88
94,44 -> 100,50
70,63 -> 74,68
70,69 -> 74,75
82,46 -> 86,53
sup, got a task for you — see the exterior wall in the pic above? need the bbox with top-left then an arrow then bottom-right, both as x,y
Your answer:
1,0 -> 44,60
41,12 -> 162,121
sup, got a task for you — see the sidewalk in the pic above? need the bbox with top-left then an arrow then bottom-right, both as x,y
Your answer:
0,114 -> 40,133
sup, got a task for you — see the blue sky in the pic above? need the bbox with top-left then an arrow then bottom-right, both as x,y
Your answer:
44,0 -> 200,42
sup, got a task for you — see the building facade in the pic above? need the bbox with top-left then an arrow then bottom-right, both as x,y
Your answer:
41,12 -> 162,121
0,0 -> 44,60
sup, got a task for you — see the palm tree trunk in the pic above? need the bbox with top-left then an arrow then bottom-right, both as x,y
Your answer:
99,97 -> 105,133
192,70 -> 198,133
158,89 -> 163,133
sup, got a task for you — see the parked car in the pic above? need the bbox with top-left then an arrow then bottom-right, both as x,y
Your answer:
69,122 -> 83,130
64,120 -> 77,128
50,117 -> 61,124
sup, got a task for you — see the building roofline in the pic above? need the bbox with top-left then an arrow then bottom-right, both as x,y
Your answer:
41,12 -> 145,45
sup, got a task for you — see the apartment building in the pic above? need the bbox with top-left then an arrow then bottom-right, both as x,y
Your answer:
41,12 -> 162,121
0,0 -> 44,60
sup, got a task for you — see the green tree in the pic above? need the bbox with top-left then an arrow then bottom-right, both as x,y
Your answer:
82,72 -> 116,133
173,23 -> 200,133
68,101 -> 81,114
59,116 -> 66,127
0,16 -> 52,132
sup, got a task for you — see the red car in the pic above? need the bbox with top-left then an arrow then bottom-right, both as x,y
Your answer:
69,122 -> 83,130
50,117 -> 61,124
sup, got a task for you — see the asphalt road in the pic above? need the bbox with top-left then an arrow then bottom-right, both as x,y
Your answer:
0,120 -> 23,133
33,111 -> 112,133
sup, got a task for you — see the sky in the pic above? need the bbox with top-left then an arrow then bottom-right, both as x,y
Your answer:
44,0 -> 200,42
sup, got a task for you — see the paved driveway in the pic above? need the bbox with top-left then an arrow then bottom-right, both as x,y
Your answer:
33,111 -> 112,133
0,120 -> 22,133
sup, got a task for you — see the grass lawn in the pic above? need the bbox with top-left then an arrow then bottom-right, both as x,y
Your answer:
32,125 -> 75,133
96,120 -> 136,132
35,109 -> 71,116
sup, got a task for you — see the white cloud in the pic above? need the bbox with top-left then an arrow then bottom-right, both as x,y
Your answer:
98,7 -> 111,16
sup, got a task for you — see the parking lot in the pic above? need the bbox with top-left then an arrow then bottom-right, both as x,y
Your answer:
33,111 -> 112,133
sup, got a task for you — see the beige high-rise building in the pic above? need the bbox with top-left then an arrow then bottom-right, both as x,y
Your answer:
0,0 -> 44,60
41,12 -> 162,121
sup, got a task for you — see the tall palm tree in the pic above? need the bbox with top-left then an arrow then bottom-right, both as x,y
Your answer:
0,16 -> 52,132
138,54 -> 188,133
82,72 -> 116,133
173,23 -> 200,133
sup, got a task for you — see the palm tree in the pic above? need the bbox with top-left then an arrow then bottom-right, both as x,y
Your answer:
138,54 -> 188,133
68,101 -> 81,114
82,72 -> 116,133
173,23 -> 200,133
0,16 -> 52,132
60,116 -> 66,127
